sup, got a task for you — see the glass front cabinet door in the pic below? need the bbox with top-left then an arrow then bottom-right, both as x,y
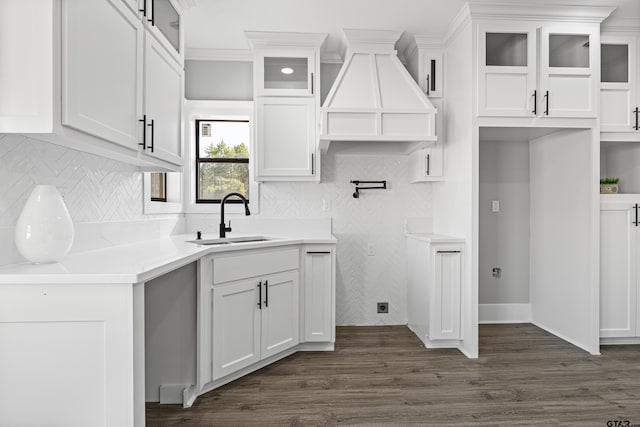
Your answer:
600,35 -> 637,132
256,51 -> 316,97
538,24 -> 598,118
478,23 -> 537,117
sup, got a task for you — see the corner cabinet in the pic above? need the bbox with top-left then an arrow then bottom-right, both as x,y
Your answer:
478,22 -> 599,118
198,247 -> 300,386
406,235 -> 464,348
246,32 -> 327,182
600,198 -> 640,342
0,0 -> 184,171
600,32 -> 640,137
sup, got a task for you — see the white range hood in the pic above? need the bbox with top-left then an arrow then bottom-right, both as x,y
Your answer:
320,29 -> 437,155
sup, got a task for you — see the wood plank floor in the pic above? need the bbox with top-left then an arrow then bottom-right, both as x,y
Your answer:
146,324 -> 640,426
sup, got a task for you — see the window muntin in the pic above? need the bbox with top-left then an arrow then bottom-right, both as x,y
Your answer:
195,119 -> 250,203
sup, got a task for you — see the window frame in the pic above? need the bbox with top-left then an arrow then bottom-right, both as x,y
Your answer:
183,100 -> 259,215
195,119 -> 250,204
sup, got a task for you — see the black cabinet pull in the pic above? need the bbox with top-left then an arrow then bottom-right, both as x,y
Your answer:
543,90 -> 549,116
264,280 -> 268,308
437,250 -> 461,254
532,90 -> 537,115
139,115 -> 147,148
634,204 -> 639,227
311,153 -> 315,175
310,72 -> 314,95
426,75 -> 430,96
147,119 -> 155,152
634,107 -> 639,130
138,0 -> 147,17
148,0 -> 155,25
306,251 -> 331,254
257,282 -> 262,309
426,153 -> 431,176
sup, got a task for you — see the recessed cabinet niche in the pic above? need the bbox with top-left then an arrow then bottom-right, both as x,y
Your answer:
478,22 -> 599,118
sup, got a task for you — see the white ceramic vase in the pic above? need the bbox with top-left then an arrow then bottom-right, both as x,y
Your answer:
14,185 -> 74,264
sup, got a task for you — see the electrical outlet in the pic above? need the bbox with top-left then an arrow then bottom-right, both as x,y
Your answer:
492,200 -> 500,212
367,243 -> 375,256
492,267 -> 501,278
377,302 -> 389,313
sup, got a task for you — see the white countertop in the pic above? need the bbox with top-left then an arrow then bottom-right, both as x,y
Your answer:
405,233 -> 465,243
0,234 -> 336,285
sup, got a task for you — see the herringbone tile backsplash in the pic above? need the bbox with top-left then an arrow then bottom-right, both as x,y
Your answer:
0,134 -> 145,226
1,135 -> 433,325
260,155 -> 433,325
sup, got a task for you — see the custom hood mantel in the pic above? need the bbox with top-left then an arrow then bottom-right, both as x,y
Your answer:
320,29 -> 437,155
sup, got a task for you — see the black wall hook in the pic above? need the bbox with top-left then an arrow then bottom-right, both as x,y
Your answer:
350,180 -> 387,198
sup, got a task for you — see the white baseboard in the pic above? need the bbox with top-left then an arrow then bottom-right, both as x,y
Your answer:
479,303 -> 532,324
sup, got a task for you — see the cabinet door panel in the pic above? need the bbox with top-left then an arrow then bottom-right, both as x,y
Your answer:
261,271 -> 299,358
256,98 -> 315,178
600,36 -> 637,132
212,280 -> 261,380
62,0 -> 143,149
144,34 -> 183,165
430,251 -> 461,340
600,206 -> 637,338
539,25 -> 598,118
477,24 -> 536,117
304,250 -> 333,342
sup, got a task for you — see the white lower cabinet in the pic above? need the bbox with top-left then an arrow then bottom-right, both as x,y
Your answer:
303,246 -> 335,343
600,199 -> 640,339
407,236 -> 463,347
198,247 -> 301,388
211,270 -> 299,380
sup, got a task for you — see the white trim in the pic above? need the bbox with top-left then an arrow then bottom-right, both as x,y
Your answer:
467,3 -> 614,23
185,48 -> 252,62
143,172 -> 183,214
600,337 -> 640,345
245,31 -> 327,50
533,320 -> 601,355
479,303 -> 532,324
182,100 -> 259,215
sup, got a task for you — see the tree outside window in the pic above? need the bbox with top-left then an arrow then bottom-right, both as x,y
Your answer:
196,119 -> 250,203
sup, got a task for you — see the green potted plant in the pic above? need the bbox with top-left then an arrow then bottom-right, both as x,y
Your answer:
600,177 -> 620,194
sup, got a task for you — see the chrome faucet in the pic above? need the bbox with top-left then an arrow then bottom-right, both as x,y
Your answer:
219,192 -> 250,238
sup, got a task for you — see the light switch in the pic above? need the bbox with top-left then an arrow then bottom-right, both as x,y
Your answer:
492,200 -> 500,212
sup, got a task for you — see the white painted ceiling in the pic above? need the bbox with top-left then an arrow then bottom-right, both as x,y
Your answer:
183,0 -> 640,60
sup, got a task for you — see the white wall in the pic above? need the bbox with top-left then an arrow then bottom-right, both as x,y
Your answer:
479,139 -> 530,304
185,60 -> 253,101
530,128 -> 599,354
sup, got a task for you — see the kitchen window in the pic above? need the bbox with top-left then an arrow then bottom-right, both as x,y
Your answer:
150,173 -> 167,202
195,119 -> 250,203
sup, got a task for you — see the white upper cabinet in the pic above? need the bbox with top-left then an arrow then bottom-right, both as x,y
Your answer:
0,0 -> 184,170
247,32 -> 326,182
143,33 -> 183,165
478,22 -> 599,118
255,97 -> 317,179
255,50 -> 316,97
600,33 -> 640,134
143,0 -> 184,64
62,0 -> 144,151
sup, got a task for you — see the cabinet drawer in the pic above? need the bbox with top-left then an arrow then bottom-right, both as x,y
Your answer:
213,248 -> 299,284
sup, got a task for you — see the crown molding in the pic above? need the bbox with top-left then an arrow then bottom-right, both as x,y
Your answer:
467,2 -> 615,24
185,48 -> 252,62
601,18 -> 640,33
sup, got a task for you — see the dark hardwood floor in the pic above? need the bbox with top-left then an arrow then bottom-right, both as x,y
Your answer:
146,324 -> 640,426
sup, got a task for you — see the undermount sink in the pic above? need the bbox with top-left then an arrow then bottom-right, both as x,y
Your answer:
185,236 -> 273,246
